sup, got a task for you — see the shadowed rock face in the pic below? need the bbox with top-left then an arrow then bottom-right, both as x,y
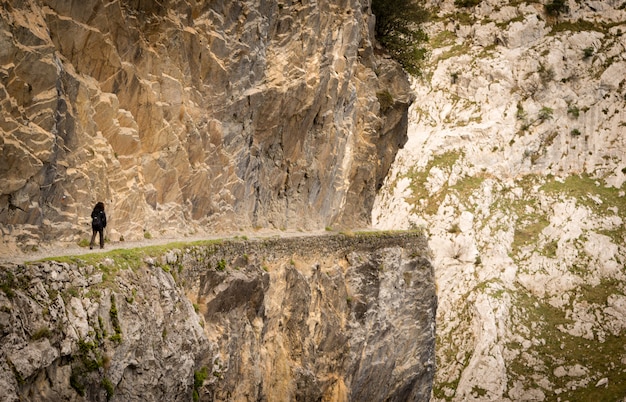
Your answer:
0,0 -> 412,251
0,232 -> 436,402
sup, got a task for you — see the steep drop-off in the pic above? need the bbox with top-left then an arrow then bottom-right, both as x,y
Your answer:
0,231 -> 436,401
0,0 -> 412,254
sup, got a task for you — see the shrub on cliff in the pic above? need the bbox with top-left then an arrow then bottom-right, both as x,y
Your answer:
545,0 -> 568,16
372,0 -> 429,76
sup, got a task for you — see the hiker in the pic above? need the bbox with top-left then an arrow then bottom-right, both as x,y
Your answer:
90,201 -> 107,249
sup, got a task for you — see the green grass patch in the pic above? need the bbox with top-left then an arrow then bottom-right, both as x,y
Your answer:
429,30 -> 457,48
512,217 -> 550,255
576,278 -> 625,305
0,270 -> 17,298
436,43 -> 473,62
31,326 -> 52,341
540,174 -> 625,218
541,240 -> 558,258
507,290 -> 626,400
193,366 -> 209,402
436,11 -> 476,26
450,175 -> 485,205
549,19 -> 607,35
403,150 -> 465,215
38,240 -> 224,274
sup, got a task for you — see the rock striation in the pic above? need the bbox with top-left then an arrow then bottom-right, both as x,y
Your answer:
0,0 -> 412,254
0,231 -> 436,401
374,0 -> 626,400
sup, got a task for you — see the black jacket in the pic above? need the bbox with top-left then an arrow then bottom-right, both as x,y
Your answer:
91,209 -> 107,230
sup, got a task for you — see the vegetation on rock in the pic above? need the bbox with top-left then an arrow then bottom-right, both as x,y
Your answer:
372,0 -> 430,75
373,1 -> 626,399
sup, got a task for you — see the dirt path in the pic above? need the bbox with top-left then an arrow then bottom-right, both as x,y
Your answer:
0,229 -> 331,266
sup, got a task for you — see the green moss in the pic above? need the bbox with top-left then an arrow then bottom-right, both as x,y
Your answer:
65,286 -> 80,299
433,379 -> 461,400
438,11 -> 476,26
102,377 -> 114,400
377,90 -> 394,113
471,386 -> 488,397
85,288 -> 101,299
109,295 -> 122,344
69,337 -> 106,396
538,106 -> 553,121
496,14 -> 525,29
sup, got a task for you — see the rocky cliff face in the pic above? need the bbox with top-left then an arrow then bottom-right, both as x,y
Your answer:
0,0 -> 412,253
0,232 -> 436,401
374,0 -> 626,400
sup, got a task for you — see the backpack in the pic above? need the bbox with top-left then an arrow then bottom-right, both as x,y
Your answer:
92,212 -> 102,228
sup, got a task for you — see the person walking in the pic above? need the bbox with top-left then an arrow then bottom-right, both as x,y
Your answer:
89,201 -> 107,249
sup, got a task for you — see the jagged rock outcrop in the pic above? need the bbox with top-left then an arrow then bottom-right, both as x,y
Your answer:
374,0 -> 626,400
0,0 -> 412,254
0,232 -> 436,401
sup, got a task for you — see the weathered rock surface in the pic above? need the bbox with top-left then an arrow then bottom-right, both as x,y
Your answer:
0,0 -> 412,254
0,231 -> 436,401
373,0 -> 626,400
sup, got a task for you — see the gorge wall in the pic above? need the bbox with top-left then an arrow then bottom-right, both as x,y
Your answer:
373,0 -> 626,400
0,0 -> 412,254
0,231 -> 436,401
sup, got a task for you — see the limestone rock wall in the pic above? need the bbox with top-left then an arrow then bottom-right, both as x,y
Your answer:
0,232 -> 436,401
0,0 -> 412,252
373,0 -> 626,400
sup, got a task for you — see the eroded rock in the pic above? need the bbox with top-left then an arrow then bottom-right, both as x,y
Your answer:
0,232 -> 436,401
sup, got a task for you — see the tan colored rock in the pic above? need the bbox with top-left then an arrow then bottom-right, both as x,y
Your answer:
0,0 -> 411,253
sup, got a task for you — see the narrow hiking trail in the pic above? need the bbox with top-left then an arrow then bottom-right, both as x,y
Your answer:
0,229 -> 332,266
